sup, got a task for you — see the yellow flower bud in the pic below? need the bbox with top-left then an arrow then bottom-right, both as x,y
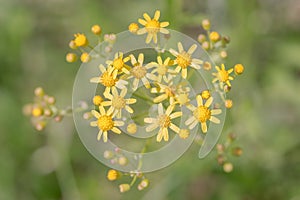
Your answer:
35,121 -> 46,131
34,87 -> 44,97
103,150 -> 114,159
69,40 -> 77,49
220,50 -> 227,59
232,147 -> 243,157
91,25 -> 102,35
209,31 -> 220,42
118,156 -> 128,166
80,52 -> 91,63
203,61 -> 212,71
119,184 -> 130,193
66,53 -> 77,63
234,64 -> 244,75
197,34 -> 206,43
128,23 -> 139,33
32,106 -> 43,117
107,169 -> 120,181
127,123 -> 137,134
201,90 -> 210,99
202,41 -> 210,50
93,95 -> 103,106
202,19 -> 211,30
178,129 -> 189,139
223,162 -> 233,173
225,99 -> 233,109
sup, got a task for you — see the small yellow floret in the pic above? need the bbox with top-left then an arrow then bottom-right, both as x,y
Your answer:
74,33 -> 88,47
80,52 -> 90,63
128,23 -> 139,33
93,95 -> 103,106
234,64 -> 244,75
209,31 -> 220,42
91,25 -> 102,35
66,53 -> 77,63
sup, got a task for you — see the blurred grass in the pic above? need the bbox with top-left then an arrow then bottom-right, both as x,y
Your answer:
1,0 -> 300,199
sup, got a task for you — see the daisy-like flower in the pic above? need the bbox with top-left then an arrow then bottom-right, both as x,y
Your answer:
148,56 -> 175,83
127,53 -> 156,91
106,52 -> 131,74
144,103 -> 182,142
90,64 -> 128,96
137,10 -> 169,44
102,87 -> 136,118
173,85 -> 193,109
212,64 -> 234,89
185,95 -> 222,133
90,106 -> 124,142
169,42 -> 203,79
151,80 -> 177,105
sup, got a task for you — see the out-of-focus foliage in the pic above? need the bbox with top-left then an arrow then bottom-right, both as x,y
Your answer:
1,0 -> 300,199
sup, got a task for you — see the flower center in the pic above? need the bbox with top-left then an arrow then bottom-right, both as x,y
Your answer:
157,64 -> 168,75
112,96 -> 126,109
157,114 -> 171,128
101,72 -> 117,87
145,20 -> 160,33
218,70 -> 229,82
176,51 -> 191,69
97,115 -> 114,131
193,106 -> 211,123
113,58 -> 124,70
131,65 -> 147,79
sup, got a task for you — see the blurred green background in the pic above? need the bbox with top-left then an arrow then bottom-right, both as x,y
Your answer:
1,0 -> 300,199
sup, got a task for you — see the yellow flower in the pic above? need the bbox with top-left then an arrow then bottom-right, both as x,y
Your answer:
107,169 -> 120,181
234,64 -> 244,75
148,56 -> 175,83
128,23 -> 139,33
102,87 -> 136,118
225,99 -> 233,108
90,64 -> 128,96
144,103 -> 182,142
74,33 -> 88,47
127,53 -> 156,91
32,106 -> 43,117
137,10 -> 169,43
185,95 -> 221,133
212,64 -> 234,89
91,24 -> 102,35
169,42 -> 203,79
202,19 -> 211,31
151,79 -> 177,105
106,52 -> 131,74
80,52 -> 91,63
90,106 -> 124,142
68,40 -> 77,49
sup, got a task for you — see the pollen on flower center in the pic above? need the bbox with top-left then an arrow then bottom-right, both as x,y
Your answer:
113,58 -> 124,70
158,114 -> 171,128
218,70 -> 229,82
193,106 -> 211,123
176,52 -> 191,69
97,115 -> 114,131
131,65 -> 147,79
157,65 -> 168,75
145,20 -> 160,33
112,96 -> 126,109
101,72 -> 117,87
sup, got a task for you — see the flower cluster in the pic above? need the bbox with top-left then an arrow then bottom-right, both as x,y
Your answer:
24,10 -> 245,193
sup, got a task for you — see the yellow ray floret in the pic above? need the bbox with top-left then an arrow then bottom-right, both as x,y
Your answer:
212,64 -> 234,89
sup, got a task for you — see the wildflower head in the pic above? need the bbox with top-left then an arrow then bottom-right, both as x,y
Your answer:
74,33 -> 88,47
97,115 -> 114,131
119,184 -> 130,193
201,90 -> 210,99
